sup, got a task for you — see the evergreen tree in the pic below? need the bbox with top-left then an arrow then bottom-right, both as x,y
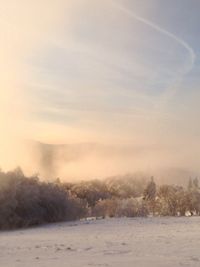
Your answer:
188,177 -> 193,190
193,177 -> 199,189
143,176 -> 156,201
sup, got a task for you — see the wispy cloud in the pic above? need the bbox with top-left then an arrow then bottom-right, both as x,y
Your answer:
111,0 -> 196,99
0,0 -> 200,175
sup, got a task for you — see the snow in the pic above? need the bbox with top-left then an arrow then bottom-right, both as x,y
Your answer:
0,217 -> 200,267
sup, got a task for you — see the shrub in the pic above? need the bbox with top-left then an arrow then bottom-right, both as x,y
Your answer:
0,169 -> 88,229
92,197 -> 148,218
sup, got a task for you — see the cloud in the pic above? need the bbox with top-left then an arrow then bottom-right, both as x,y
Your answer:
0,0 -> 199,178
110,0 -> 196,99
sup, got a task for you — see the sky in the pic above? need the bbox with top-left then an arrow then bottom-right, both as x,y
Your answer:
0,0 -> 200,175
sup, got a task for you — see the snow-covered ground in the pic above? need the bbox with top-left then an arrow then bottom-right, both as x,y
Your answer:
0,217 -> 200,267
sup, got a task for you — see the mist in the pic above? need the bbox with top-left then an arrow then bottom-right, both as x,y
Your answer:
0,0 -> 200,183
0,139 -> 197,186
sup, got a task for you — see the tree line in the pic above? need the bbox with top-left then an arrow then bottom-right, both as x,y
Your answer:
0,168 -> 199,229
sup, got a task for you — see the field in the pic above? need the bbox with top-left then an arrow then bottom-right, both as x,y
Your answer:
0,217 -> 200,267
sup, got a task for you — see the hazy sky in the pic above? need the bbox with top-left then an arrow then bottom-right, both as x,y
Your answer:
1,0 -> 200,173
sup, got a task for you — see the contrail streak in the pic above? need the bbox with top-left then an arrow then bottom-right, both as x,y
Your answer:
110,0 -> 196,104
110,0 -> 195,75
